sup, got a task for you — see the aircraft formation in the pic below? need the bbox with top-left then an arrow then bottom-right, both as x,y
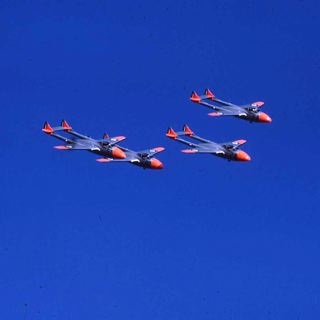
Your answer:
43,88 -> 272,169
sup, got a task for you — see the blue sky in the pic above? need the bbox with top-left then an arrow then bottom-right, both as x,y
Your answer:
1,0 -> 320,319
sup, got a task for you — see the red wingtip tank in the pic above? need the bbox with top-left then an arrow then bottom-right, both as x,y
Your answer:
149,158 -> 164,169
235,150 -> 251,161
111,147 -> 126,159
258,112 -> 272,123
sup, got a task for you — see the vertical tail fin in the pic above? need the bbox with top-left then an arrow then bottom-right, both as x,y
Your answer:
61,120 -> 72,131
190,91 -> 201,103
166,127 -> 178,139
182,124 -> 193,136
42,121 -> 54,134
204,88 -> 215,100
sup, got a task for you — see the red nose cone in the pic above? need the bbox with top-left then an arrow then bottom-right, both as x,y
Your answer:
150,158 -> 164,169
236,150 -> 251,161
111,147 -> 126,159
258,112 -> 272,123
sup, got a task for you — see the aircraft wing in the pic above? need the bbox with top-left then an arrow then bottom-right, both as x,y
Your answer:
97,135 -> 126,147
196,102 -> 246,117
181,145 -> 225,155
220,139 -> 247,150
207,106 -> 247,117
96,153 -> 140,164
137,147 -> 165,159
54,143 -> 101,151
191,99 -> 246,117
241,101 -> 265,111
116,145 -> 165,159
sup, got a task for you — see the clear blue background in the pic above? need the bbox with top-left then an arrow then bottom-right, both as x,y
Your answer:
1,1 -> 320,319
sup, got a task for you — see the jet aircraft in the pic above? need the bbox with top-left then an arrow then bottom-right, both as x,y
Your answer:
190,89 -> 272,123
96,146 -> 165,169
42,120 -> 164,169
42,120 -> 127,159
166,124 -> 251,162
